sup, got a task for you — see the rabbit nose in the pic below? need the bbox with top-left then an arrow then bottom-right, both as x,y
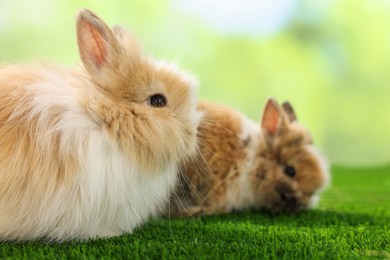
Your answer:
280,192 -> 297,204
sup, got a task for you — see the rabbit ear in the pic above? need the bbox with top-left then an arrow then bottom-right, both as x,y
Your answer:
112,25 -> 130,39
261,98 -> 289,136
282,101 -> 297,122
111,25 -> 140,54
76,9 -> 120,75
261,98 -> 281,136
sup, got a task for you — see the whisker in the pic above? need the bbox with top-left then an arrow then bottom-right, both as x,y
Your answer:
171,189 -> 195,218
167,177 -> 174,239
170,109 -> 246,217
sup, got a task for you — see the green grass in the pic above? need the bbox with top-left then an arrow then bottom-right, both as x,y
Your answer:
1,166 -> 389,259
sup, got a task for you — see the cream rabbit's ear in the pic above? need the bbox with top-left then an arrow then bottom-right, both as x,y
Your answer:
76,9 -> 121,75
112,25 -> 131,39
282,101 -> 297,122
111,25 -> 141,54
261,98 -> 289,136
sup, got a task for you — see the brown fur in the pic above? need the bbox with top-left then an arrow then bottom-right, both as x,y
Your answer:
169,99 -> 329,216
169,101 -> 249,216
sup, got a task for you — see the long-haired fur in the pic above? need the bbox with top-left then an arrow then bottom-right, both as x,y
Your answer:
0,9 -> 201,241
169,99 -> 329,217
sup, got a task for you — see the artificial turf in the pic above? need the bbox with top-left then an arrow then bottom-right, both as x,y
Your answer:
1,165 -> 389,259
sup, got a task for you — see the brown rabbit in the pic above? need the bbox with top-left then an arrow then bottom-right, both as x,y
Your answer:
168,98 -> 329,216
0,9 -> 201,241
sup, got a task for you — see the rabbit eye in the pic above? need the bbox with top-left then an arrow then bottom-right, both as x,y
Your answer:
284,165 -> 296,178
148,94 -> 167,108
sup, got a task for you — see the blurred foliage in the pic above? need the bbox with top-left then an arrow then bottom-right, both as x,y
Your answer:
0,0 -> 389,166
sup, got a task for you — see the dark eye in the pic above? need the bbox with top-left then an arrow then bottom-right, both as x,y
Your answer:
148,94 -> 167,108
284,165 -> 296,178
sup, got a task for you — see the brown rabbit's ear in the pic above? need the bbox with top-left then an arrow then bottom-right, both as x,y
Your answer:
282,101 -> 297,122
262,98 -> 280,136
261,98 -> 289,136
76,9 -> 120,75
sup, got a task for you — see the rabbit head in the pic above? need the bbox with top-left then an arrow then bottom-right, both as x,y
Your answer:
251,99 -> 330,213
77,9 -> 200,170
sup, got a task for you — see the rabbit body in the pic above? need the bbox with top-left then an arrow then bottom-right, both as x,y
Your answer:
0,10 -> 200,241
169,100 -> 329,217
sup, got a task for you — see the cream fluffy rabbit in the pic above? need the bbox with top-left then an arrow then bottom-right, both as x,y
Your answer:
0,9 -> 201,241
169,99 -> 329,216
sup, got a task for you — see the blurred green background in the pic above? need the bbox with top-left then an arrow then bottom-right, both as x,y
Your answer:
0,0 -> 389,166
